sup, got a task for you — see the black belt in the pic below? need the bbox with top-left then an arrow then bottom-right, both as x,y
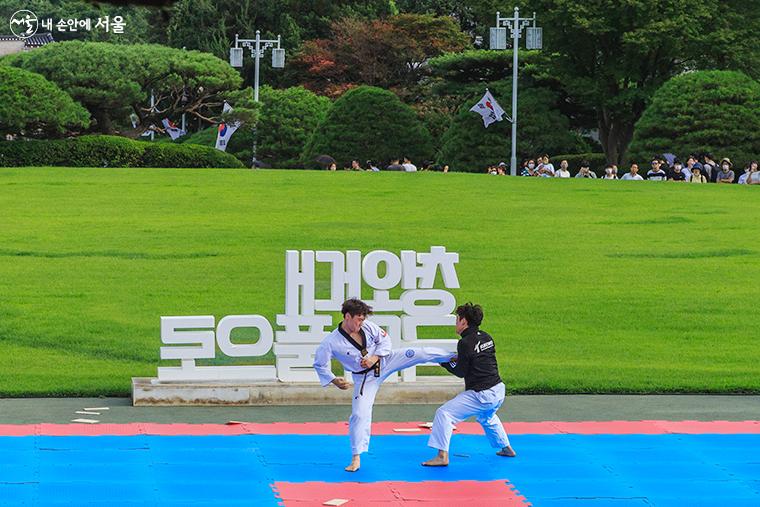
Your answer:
352,360 -> 380,397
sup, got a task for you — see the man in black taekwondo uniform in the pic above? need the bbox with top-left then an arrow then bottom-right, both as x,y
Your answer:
422,302 -> 516,466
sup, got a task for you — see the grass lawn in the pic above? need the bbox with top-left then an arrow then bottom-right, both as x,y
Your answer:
0,167 -> 758,396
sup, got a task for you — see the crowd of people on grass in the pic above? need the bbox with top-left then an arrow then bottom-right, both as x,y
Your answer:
324,152 -> 760,184
505,153 -> 760,184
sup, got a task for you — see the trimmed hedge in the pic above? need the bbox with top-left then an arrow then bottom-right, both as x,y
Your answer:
0,135 -> 244,168
141,142 -> 244,168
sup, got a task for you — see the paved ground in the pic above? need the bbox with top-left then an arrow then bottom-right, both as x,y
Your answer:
0,395 -> 758,424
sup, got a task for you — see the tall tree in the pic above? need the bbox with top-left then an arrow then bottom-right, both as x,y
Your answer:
530,0 -> 720,164
289,14 -> 470,96
3,42 -> 244,134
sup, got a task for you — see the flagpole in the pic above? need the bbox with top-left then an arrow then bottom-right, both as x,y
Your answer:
510,7 -> 519,177
491,7 -> 541,176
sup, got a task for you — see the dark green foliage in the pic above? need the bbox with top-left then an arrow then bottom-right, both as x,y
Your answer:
0,66 -> 90,137
428,50 -> 546,87
531,0 -> 722,164
627,71 -> 760,167
69,135 -> 146,167
0,135 -> 243,168
302,86 -> 434,167
141,142 -> 245,168
2,41 -> 243,134
182,86 -> 330,168
438,83 -> 583,172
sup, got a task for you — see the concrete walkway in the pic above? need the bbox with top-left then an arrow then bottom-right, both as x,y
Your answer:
0,395 -> 758,424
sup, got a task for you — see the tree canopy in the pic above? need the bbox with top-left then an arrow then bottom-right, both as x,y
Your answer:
0,66 -> 90,137
627,70 -> 760,167
302,85 -> 434,167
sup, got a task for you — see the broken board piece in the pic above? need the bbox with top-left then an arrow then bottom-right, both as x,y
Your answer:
71,419 -> 99,424
83,407 -> 109,411
393,428 -> 421,433
323,500 -> 349,506
75,411 -> 100,416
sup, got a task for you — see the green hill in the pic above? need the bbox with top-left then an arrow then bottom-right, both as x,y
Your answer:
0,168 -> 758,396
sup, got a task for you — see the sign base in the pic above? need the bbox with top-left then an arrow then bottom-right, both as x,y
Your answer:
131,377 -> 465,406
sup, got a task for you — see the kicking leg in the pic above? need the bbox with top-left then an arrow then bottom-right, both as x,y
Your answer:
380,347 -> 455,381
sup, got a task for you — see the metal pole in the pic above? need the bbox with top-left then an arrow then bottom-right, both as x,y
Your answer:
510,6 -> 519,176
149,89 -> 155,142
253,30 -> 261,102
251,31 -> 261,168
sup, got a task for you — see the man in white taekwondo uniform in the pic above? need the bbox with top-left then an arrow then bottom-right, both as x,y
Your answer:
422,302 -> 516,467
313,298 -> 455,472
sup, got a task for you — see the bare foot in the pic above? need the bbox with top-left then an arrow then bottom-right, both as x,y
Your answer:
496,445 -> 516,457
344,456 -> 360,472
421,456 -> 449,467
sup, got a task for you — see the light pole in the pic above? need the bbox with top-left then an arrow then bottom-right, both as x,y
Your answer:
229,31 -> 285,167
490,7 -> 542,176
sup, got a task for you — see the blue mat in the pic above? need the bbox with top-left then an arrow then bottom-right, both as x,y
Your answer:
1,434 -> 759,506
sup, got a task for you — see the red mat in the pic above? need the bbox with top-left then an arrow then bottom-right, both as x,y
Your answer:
0,420 -> 758,437
271,479 -> 531,506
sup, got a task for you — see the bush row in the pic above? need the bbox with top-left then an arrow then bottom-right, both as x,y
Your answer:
0,135 -> 244,168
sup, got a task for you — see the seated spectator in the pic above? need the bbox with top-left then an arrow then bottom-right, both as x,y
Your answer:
555,160 -> 571,178
575,161 -> 597,178
690,167 -> 707,183
686,154 -> 702,179
488,165 -> 498,175
537,154 -> 555,177
738,163 -> 751,184
386,158 -> 405,171
328,162 -> 337,171
496,165 -> 506,176
702,153 -> 717,181
350,159 -> 363,171
521,159 -> 538,176
747,161 -> 760,185
365,160 -> 380,172
647,159 -> 668,180
442,164 -> 450,173
621,163 -> 644,180
602,164 -> 618,179
669,160 -> 688,181
402,156 -> 418,172
716,158 -> 735,183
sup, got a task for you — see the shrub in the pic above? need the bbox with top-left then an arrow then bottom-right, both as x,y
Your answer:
628,70 -> 760,167
0,135 -> 243,168
0,66 -> 89,137
302,86 -> 434,168
141,142 -> 244,168
182,86 -> 330,168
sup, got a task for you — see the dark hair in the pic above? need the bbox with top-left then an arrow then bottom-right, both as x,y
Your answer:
580,160 -> 590,168
455,302 -> 483,327
341,298 -> 373,317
